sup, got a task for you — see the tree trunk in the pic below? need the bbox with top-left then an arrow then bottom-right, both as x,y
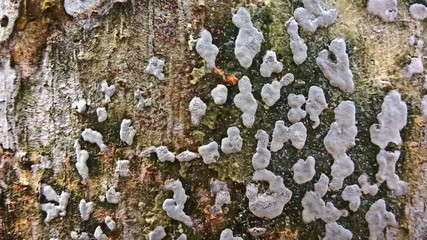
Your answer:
0,0 -> 426,239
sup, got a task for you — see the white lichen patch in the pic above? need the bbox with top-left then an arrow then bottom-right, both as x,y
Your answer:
316,38 -> 354,93
365,199 -> 398,240
94,226 -> 108,240
100,81 -> 116,104
287,93 -> 307,123
96,107 -> 107,122
370,90 -> 407,149
155,146 -> 176,162
81,128 -> 108,153
210,180 -> 231,214
163,179 -> 193,227
232,7 -> 264,69
285,18 -> 307,65
323,222 -> 353,240
358,173 -> 379,196
149,226 -> 167,240
134,90 -> 151,112
293,0 -> 337,33
39,184 -> 71,223
246,169 -> 292,219
292,156 -> 316,184
367,0 -> 398,22
198,141 -> 219,164
196,29 -> 219,69
323,101 -> 357,190
72,99 -> 87,113
64,0 -> 102,16
105,187 -> 121,204
271,121 -> 307,151
79,199 -> 94,221
104,216 -> 117,231
410,3 -> 427,21
120,119 -> 136,145
220,229 -> 243,240
176,150 -> 198,162
115,160 -> 131,177
261,80 -> 283,107
251,130 -> 271,171
260,50 -> 283,77
341,185 -> 361,211
74,140 -> 89,184
403,57 -> 424,78
189,97 -> 207,126
234,76 -> 257,128
145,57 -> 166,80
306,86 -> 328,128
221,126 -> 243,155
0,0 -> 21,42
376,150 -> 408,196
211,84 -> 228,105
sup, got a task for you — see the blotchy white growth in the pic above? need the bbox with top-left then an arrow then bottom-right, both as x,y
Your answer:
31,155 -> 53,171
302,174 -> 343,223
79,199 -> 94,221
316,38 -> 354,93
376,150 -> 408,196
211,84 -> 228,105
410,3 -> 427,21
251,130 -> 271,170
232,7 -> 264,69
177,234 -> 187,240
370,90 -> 407,149
403,57 -> 424,78
220,229 -> 243,240
120,119 -> 136,145
94,226 -> 108,240
285,18 -> 307,64
176,150 -> 198,162
189,97 -> 207,126
271,121 -> 307,151
221,126 -> 243,154
196,29 -> 219,69
210,180 -> 231,214
148,226 -> 166,240
367,0 -> 398,22
105,187 -> 121,204
104,216 -> 117,231
198,141 -> 219,164
324,101 -> 357,190
234,76 -> 257,128
155,146 -> 176,162
0,0 -> 21,42
365,199 -> 398,240
134,90 -> 151,112
82,128 -> 108,153
260,73 -> 294,106
260,50 -> 283,77
306,86 -> 328,128
287,94 -> 307,123
64,0 -> 102,16
39,184 -> 70,223
163,179 -> 193,227
100,81 -> 116,104
341,185 -> 361,211
96,107 -> 107,122
293,0 -> 337,33
74,140 -> 89,184
70,231 -> 89,240
358,173 -> 379,196
292,156 -> 316,184
323,222 -> 353,240
146,57 -> 166,80
115,160 -> 131,177
72,99 -> 87,113
422,95 -> 427,120
246,169 -> 292,219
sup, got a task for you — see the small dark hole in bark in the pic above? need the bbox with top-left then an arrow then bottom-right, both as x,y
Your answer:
1,16 -> 9,28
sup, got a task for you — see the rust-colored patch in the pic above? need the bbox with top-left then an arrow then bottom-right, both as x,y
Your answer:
266,228 -> 300,240
194,205 -> 226,234
214,67 -> 239,85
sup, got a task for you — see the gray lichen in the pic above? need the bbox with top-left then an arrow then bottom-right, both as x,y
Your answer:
96,107 -> 107,122
358,173 -> 379,196
219,229 -> 243,240
316,38 -> 354,93
323,222 -> 353,240
403,57 -> 424,78
211,84 -> 228,105
94,226 -> 108,240
287,93 -> 307,123
100,81 -> 116,104
155,146 -> 176,162
0,0 -> 21,42
367,0 -> 398,22
410,3 -> 427,21
176,150 -> 198,162
271,121 -> 307,151
146,57 -> 166,80
365,199 -> 398,240
115,160 -> 131,177
285,18 -> 307,65
148,226 -> 167,240
292,156 -> 316,184
260,50 -> 283,77
189,97 -> 207,126
104,216 -> 117,231
232,7 -> 263,69
293,0 -> 337,33
78,199 -> 94,221
105,187 -> 121,204
81,128 -> 108,153
196,29 -> 219,69
341,184 -> 361,212
120,119 -> 136,145
306,86 -> 328,129
251,130 -> 271,171
64,0 -> 102,17
221,126 -> 243,155
376,150 -> 408,196
74,140 -> 89,184
162,179 -> 193,227
198,141 -> 219,164
210,180 -> 231,214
